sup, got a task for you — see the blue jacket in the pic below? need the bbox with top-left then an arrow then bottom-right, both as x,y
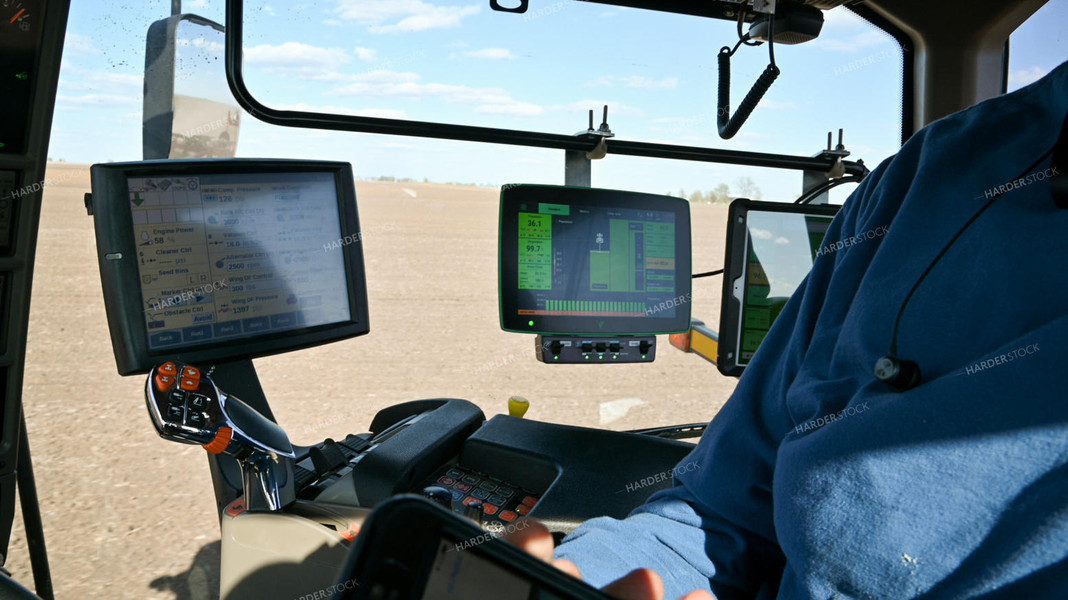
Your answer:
555,61 -> 1068,599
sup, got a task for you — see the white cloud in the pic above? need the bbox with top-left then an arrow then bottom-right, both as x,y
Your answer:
1009,66 -> 1048,87
463,48 -> 514,60
244,42 -> 350,79
350,70 -> 421,83
64,34 -> 100,56
334,0 -> 481,33
62,70 -> 141,93
272,102 -> 353,112
56,93 -> 139,106
246,41 -> 349,67
775,236 -> 790,245
751,228 -> 773,240
273,102 -> 408,119
584,75 -> 613,88
176,37 -> 225,54
475,101 -> 544,116
331,76 -> 542,117
356,108 -> 409,119
620,75 -> 678,90
353,46 -> 378,61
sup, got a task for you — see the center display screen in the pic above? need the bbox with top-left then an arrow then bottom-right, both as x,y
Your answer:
499,185 -> 691,335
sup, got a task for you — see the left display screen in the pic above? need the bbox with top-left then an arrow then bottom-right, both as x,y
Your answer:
92,159 -> 370,375
128,172 -> 351,351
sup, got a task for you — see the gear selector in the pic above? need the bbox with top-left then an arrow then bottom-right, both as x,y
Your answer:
146,361 -> 296,510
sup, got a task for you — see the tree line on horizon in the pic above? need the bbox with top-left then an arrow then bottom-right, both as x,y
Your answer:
669,176 -> 762,205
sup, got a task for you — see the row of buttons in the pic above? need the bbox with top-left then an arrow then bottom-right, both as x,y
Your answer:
154,362 -> 202,393
155,362 -> 211,429
433,466 -> 539,524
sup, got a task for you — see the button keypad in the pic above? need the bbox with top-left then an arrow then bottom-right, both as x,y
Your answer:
421,464 -> 540,529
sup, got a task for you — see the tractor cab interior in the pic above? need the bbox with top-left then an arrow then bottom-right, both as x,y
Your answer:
0,0 -> 1063,598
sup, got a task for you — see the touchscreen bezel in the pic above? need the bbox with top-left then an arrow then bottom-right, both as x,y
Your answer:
717,198 -> 839,376
499,184 -> 692,336
90,158 -> 370,375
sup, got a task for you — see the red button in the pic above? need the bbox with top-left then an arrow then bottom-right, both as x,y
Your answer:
522,496 -> 538,507
482,503 -> 499,515
454,483 -> 472,493
437,476 -> 456,486
463,496 -> 482,507
159,362 -> 178,376
515,504 -> 530,516
499,510 -> 517,522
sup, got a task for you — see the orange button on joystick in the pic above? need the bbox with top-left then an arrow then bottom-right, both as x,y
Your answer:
154,373 -> 176,392
182,366 -> 201,379
203,426 -> 233,454
179,377 -> 200,391
159,362 -> 178,376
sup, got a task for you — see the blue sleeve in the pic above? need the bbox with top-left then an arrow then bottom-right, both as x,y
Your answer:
554,162 -> 884,599
556,59 -> 1068,600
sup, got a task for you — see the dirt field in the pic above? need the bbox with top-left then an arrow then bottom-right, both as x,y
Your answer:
4,164 -> 738,599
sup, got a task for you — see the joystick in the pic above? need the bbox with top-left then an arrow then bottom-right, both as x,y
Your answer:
145,361 -> 295,510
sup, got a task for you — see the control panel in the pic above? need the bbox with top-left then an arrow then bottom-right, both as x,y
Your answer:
535,334 -> 656,364
421,464 -> 540,532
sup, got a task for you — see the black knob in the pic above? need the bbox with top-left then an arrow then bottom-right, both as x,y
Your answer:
464,500 -> 484,525
874,356 -> 921,392
422,486 -> 453,510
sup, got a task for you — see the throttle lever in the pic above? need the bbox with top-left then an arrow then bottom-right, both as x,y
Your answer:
145,361 -> 295,510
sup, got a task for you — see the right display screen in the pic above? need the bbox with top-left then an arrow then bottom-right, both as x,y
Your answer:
718,200 -> 839,376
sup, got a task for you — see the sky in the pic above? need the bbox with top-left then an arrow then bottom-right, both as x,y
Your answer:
49,0 -> 1067,202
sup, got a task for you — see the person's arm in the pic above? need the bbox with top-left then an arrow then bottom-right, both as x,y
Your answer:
553,165 -> 886,599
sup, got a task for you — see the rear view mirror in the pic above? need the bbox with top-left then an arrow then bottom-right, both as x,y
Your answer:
143,14 -> 241,159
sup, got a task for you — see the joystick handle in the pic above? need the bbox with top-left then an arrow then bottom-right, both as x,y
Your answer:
145,361 -> 294,458
145,361 -> 295,510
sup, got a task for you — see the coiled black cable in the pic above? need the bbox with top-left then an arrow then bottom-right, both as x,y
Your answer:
717,5 -> 780,140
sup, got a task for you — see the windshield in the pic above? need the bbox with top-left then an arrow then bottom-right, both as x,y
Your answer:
17,2 -> 907,596
40,0 -> 906,460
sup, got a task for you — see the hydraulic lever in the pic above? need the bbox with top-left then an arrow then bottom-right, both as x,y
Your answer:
144,361 -> 296,511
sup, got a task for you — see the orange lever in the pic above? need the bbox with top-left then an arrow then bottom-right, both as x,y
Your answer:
203,426 -> 233,454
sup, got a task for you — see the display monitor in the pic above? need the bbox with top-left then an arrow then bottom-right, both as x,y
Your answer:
90,159 -> 370,375
499,184 -> 691,335
717,199 -> 839,376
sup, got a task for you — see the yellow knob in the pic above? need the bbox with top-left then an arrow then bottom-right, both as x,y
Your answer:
508,396 -> 530,418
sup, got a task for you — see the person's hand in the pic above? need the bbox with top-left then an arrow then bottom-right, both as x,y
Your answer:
503,519 -> 715,600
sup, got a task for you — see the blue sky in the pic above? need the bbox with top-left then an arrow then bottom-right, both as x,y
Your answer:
50,0 -> 1066,201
